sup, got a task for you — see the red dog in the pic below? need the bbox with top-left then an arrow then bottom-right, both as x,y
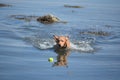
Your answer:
53,35 -> 70,49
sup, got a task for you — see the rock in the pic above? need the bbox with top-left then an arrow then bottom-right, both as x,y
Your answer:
64,4 -> 83,8
10,15 -> 38,22
10,14 -> 67,24
37,14 -> 59,24
0,3 -> 11,7
80,31 -> 110,36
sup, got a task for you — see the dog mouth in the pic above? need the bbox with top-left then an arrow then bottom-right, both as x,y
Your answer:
58,44 -> 64,48
58,44 -> 62,47
58,44 -> 66,48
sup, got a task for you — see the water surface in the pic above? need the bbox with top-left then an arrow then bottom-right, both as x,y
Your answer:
0,0 -> 120,80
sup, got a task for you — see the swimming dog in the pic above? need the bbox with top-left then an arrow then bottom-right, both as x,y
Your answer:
53,35 -> 70,49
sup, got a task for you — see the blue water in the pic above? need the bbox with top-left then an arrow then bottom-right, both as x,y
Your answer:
0,0 -> 120,80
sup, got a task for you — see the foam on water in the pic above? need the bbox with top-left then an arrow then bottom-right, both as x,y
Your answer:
34,39 -> 55,49
71,41 -> 94,52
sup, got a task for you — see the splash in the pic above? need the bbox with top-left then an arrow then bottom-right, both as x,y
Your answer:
70,41 -> 94,52
31,39 -> 55,50
25,37 -> 94,52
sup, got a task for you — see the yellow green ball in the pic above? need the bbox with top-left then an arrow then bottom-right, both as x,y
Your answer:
48,57 -> 54,62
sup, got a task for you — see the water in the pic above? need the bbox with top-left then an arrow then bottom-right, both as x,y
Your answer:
0,0 -> 120,80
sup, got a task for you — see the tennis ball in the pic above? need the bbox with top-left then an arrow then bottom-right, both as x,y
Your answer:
48,57 -> 54,62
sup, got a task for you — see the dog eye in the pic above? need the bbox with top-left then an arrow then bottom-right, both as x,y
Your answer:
61,40 -> 64,42
56,40 -> 59,42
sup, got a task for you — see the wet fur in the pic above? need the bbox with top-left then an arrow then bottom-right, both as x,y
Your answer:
53,35 -> 70,49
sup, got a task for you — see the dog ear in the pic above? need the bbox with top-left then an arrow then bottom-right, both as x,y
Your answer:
53,35 -> 59,42
65,36 -> 69,40
65,36 -> 70,41
64,36 -> 70,48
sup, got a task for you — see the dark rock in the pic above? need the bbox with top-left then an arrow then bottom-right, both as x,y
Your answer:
80,31 -> 110,36
10,14 -> 67,24
0,3 -> 11,7
37,14 -> 59,24
10,15 -> 38,21
64,4 -> 83,8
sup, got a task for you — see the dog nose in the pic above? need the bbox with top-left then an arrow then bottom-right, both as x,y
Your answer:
58,44 -> 61,47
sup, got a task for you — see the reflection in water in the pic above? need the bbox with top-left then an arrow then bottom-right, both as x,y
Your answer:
52,48 -> 71,67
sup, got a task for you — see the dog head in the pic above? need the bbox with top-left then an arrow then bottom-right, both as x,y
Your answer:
53,35 -> 70,48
